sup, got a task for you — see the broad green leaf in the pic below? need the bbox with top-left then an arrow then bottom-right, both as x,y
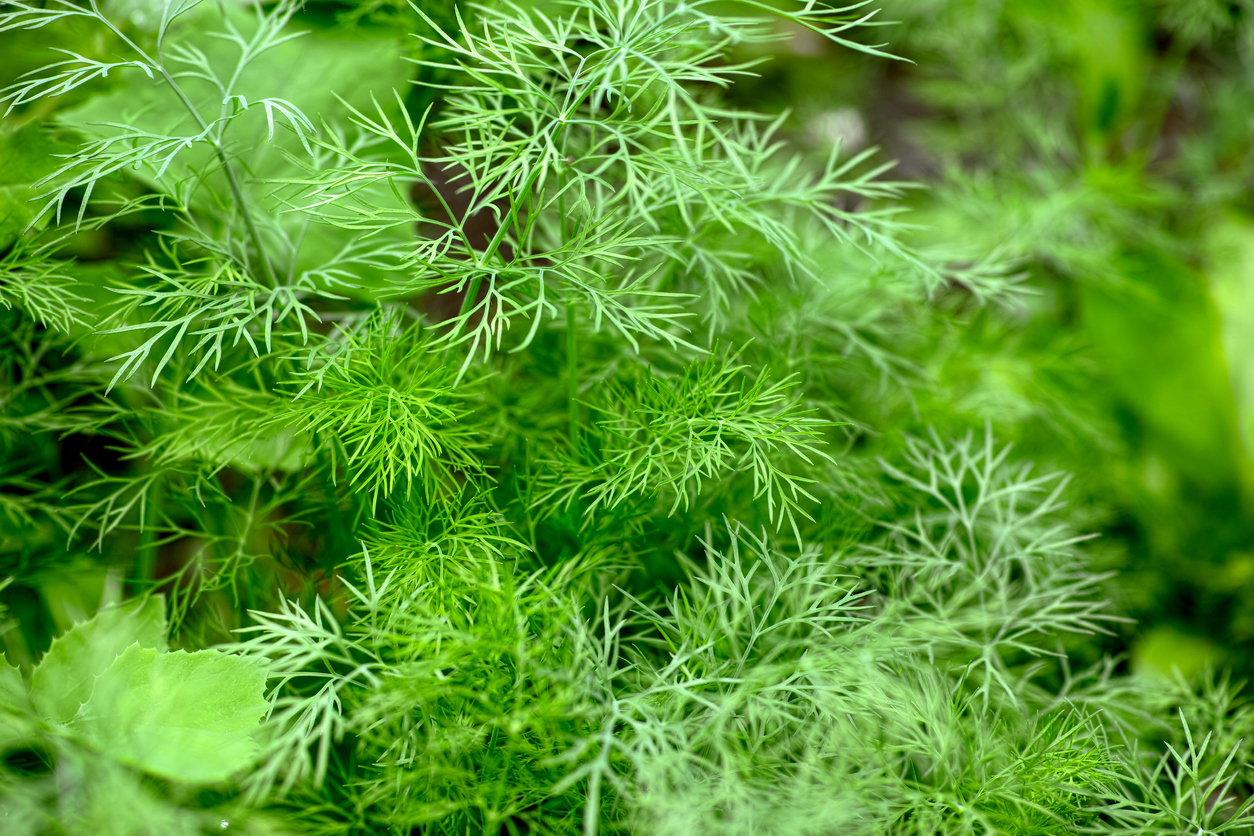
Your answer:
0,185 -> 41,249
57,750 -> 213,836
161,421 -> 314,474
30,597 -> 167,725
0,123 -> 66,185
212,426 -> 314,474
75,646 -> 268,784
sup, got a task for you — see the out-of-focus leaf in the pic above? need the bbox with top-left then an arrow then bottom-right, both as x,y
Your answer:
0,18 -> 116,109
1015,0 -> 1146,137
75,645 -> 267,784
1206,212 -> 1254,458
29,597 -> 166,725
0,124 -> 69,249
58,751 -> 213,836
0,185 -> 41,250
1081,249 -> 1244,489
1132,625 -> 1221,680
0,661 -> 33,741
0,661 -> 23,705
0,123 -> 65,184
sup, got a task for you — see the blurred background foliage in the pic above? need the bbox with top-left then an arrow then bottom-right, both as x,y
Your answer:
726,0 -> 1254,675
2,0 -> 1254,711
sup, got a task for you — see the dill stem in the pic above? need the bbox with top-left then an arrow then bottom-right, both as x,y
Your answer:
583,766 -> 601,836
557,163 -> 579,447
93,11 -> 279,287
458,273 -> 484,320
156,66 -> 278,287
454,165 -> 546,324
567,297 -> 579,447
133,475 -> 162,591
133,380 -> 173,592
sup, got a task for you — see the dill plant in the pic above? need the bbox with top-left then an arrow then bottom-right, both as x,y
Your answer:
2,0 -> 1254,835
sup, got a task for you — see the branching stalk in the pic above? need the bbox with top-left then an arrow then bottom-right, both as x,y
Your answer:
152,68 -> 278,286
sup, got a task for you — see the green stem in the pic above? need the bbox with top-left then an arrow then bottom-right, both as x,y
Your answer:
133,382 -> 173,592
557,161 -> 579,448
455,166 -> 547,323
458,273 -> 485,321
318,439 -> 351,565
94,12 -> 278,285
567,297 -> 579,448
481,165 -> 545,266
133,474 -> 163,591
157,66 -> 278,287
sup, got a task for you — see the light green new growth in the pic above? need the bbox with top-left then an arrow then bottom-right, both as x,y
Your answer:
538,351 -> 837,538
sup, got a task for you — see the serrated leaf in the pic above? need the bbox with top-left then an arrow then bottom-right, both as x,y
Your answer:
0,661 -> 33,742
30,597 -> 167,725
0,660 -> 23,704
75,645 -> 268,784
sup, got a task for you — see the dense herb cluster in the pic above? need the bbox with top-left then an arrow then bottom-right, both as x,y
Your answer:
3,0 -> 1254,834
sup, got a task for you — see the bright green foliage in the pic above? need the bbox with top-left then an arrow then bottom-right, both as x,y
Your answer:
539,353 -> 835,536
234,435 -> 1254,836
4,0 -> 1254,834
279,319 -> 485,509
